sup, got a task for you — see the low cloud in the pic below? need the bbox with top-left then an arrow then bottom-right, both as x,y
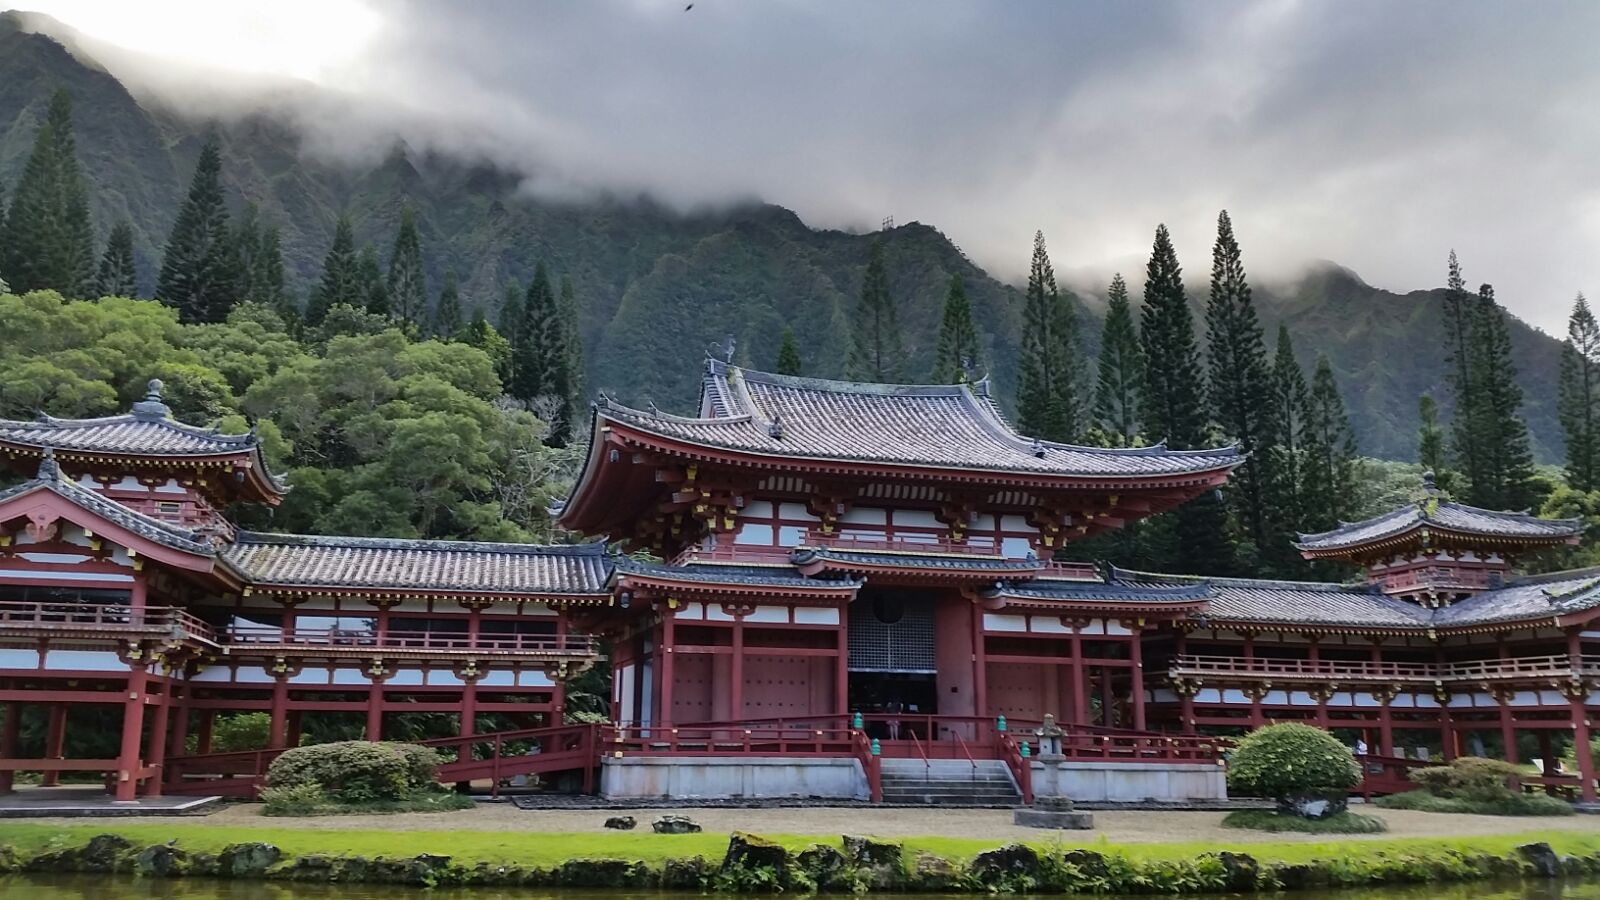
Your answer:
18,0 -> 1600,330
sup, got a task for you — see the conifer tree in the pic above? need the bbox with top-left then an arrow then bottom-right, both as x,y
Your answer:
1417,394 -> 1450,486
307,216 -> 360,324
1466,284 -> 1536,510
1,90 -> 96,297
1092,273 -> 1144,447
156,136 -> 237,322
95,221 -> 138,297
1262,325 -> 1312,569
1204,210 -> 1277,564
433,269 -> 463,338
1300,355 -> 1358,531
1016,231 -> 1083,441
386,205 -> 427,328
1560,293 -> 1600,492
0,182 -> 8,292
1442,251 -> 1481,491
511,261 -> 556,407
1140,224 -> 1232,574
934,273 -> 979,383
845,241 -> 904,382
232,205 -> 287,315
1140,225 -> 1207,449
357,244 -> 388,316
560,269 -> 592,432
776,327 -> 803,375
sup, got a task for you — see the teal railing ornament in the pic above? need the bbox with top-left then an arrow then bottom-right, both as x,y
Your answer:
871,738 -> 881,756
1020,741 -> 1031,758
852,711 -> 863,729
997,715 -> 1007,732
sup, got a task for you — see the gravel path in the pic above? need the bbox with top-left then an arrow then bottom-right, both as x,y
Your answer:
20,802 -> 1600,845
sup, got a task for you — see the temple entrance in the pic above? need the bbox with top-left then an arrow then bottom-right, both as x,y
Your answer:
846,589 -> 939,737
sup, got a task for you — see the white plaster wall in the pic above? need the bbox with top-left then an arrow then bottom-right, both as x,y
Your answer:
1031,761 -> 1228,802
601,757 -> 868,800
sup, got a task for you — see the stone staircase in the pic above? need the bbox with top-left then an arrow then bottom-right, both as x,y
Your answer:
878,758 -> 1022,807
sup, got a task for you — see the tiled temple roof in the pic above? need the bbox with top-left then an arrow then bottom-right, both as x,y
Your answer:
1432,568 -> 1600,627
0,379 -> 286,492
1114,568 -> 1433,629
614,556 -> 862,589
0,452 -> 218,556
985,577 -> 1212,605
790,546 -> 1044,573
226,534 -> 613,596
1295,489 -> 1581,554
595,360 -> 1242,479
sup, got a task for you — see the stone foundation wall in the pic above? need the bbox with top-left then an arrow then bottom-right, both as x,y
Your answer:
1030,760 -> 1228,802
601,757 -> 869,800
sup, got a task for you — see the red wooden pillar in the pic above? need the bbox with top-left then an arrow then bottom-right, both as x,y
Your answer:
1069,624 -> 1086,726
0,701 -> 19,793
40,705 -> 66,786
145,689 -> 170,798
1498,698 -> 1518,764
366,681 -> 384,741
971,601 -> 988,724
269,676 -> 290,748
660,610 -> 676,727
1129,626 -> 1146,732
167,686 -> 190,761
730,611 -> 745,721
460,681 -> 478,737
196,710 -> 215,755
1570,630 -> 1596,802
115,665 -> 149,802
1100,668 -> 1116,727
1378,698 -> 1395,756
834,606 -> 849,716
552,608 -> 569,718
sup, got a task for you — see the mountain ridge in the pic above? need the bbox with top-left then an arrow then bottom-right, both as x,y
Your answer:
0,13 -> 1567,462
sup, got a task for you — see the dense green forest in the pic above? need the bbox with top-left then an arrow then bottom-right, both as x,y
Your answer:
0,10 -> 1573,461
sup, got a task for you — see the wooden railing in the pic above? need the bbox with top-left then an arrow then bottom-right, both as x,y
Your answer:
604,722 -> 858,757
0,600 -> 216,643
997,732 -> 1034,805
851,729 -> 882,802
220,625 -> 596,657
1380,567 -> 1495,592
1171,653 -> 1600,683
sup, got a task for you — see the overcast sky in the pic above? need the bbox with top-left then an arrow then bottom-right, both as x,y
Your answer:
19,0 -> 1600,331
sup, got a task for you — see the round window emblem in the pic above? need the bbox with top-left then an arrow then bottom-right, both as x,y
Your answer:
872,595 -> 904,624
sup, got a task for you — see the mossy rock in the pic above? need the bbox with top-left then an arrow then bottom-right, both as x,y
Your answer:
969,843 -> 1040,887
134,843 -> 189,877
661,856 -> 711,890
554,858 -> 650,887
723,832 -> 788,874
81,834 -> 134,872
911,852 -> 962,891
217,842 -> 282,877
0,845 -> 18,873
1062,849 -> 1108,880
1207,851 -> 1259,891
843,834 -> 901,868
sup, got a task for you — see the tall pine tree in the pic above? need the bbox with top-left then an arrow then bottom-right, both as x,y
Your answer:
1417,394 -> 1450,487
156,136 -> 237,322
95,221 -> 138,297
1091,273 -> 1143,447
1015,231 -> 1083,440
845,241 -> 904,382
1204,210 -> 1277,566
1560,293 -> 1600,492
1,89 -> 95,297
550,273 -> 583,443
0,181 -> 8,292
306,216 -> 361,324
386,205 -> 427,328
1262,325 -> 1312,570
1442,251 -> 1482,491
357,244 -> 388,316
511,261 -> 556,407
776,327 -> 803,376
1140,224 -> 1232,574
433,269 -> 464,338
1466,284 -> 1536,510
934,273 -> 979,383
233,205 -> 288,316
1300,355 -> 1358,532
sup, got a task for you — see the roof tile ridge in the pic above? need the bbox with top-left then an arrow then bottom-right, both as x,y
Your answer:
1504,565 -> 1600,588
47,477 -> 212,549
8,412 -> 138,429
601,399 -> 753,426
735,364 -> 969,396
1123,564 -> 1371,593
232,531 -> 608,556
1295,504 -> 1417,543
1437,499 -> 1584,528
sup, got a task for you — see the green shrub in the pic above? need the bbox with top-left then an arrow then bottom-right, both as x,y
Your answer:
260,782 -> 328,815
1376,788 -> 1574,816
1221,808 -> 1387,834
1227,723 -> 1360,800
212,712 -> 272,752
385,742 -> 446,792
265,741 -> 421,803
1409,756 -> 1523,803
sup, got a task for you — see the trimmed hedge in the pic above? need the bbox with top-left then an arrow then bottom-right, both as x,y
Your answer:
265,741 -> 444,805
1227,723 -> 1360,800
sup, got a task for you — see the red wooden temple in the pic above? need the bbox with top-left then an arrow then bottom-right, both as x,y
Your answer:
0,365 -> 1594,805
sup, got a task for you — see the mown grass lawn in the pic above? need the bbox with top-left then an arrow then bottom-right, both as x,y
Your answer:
4,822 -> 1600,870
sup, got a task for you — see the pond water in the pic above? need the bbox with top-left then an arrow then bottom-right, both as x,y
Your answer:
9,875 -> 1600,900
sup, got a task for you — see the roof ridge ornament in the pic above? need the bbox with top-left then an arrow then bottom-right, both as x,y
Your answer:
130,377 -> 171,421
37,446 -> 61,481
767,412 -> 784,439
707,334 -> 736,364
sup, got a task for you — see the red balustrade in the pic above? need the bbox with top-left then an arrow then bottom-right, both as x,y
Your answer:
1172,653 -> 1597,683
219,625 -> 596,657
0,599 -> 215,643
